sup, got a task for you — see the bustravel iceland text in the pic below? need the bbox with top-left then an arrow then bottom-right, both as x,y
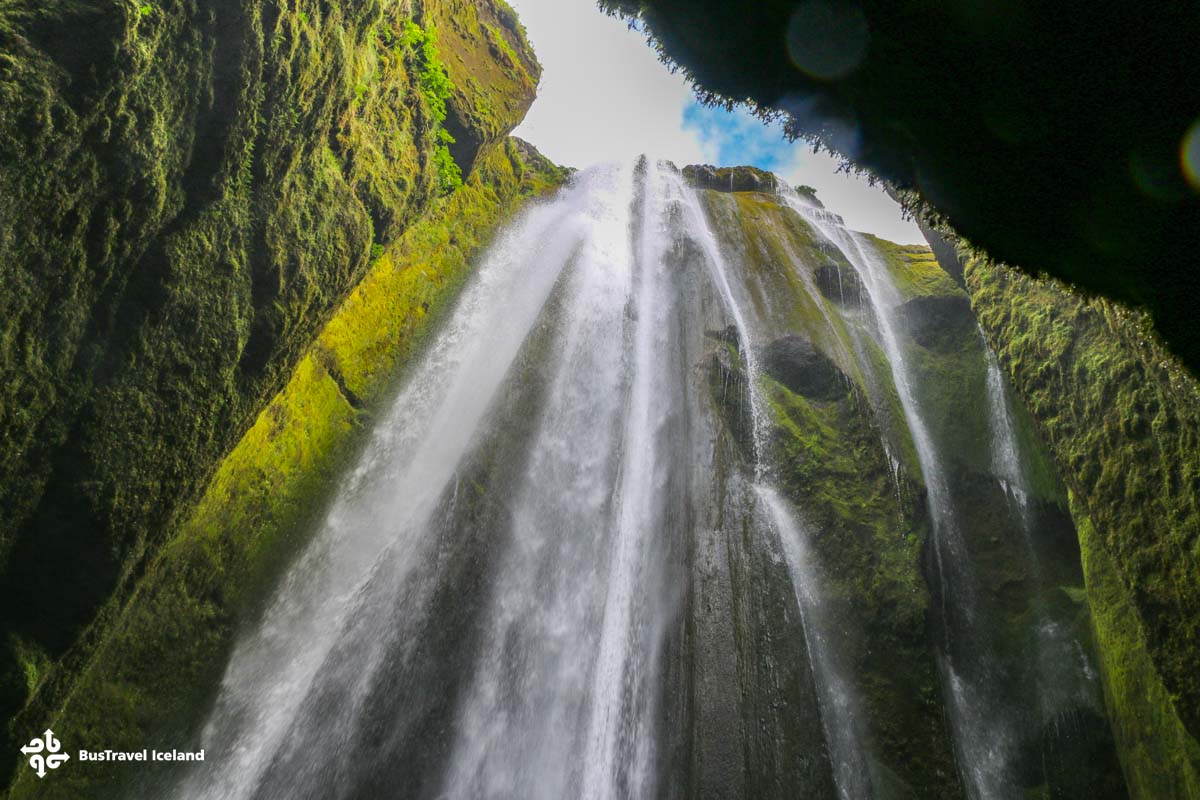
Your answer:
79,749 -> 205,762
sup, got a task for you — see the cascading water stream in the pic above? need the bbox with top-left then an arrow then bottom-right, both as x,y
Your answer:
168,166 -> 637,800
677,175 -> 873,800
779,189 -> 1017,799
980,332 -> 1102,725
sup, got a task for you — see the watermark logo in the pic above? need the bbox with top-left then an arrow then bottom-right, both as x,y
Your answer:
20,729 -> 70,779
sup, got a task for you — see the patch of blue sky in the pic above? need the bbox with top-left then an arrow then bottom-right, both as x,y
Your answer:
682,102 -> 798,173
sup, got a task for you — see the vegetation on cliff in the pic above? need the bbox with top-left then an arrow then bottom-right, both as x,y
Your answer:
968,256 -> 1200,794
3,138 -> 567,799
699,185 -> 962,796
0,0 -> 542,787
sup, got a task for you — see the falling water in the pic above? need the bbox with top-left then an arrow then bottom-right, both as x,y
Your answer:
756,486 -> 871,800
675,176 -> 872,799
983,338 -> 1033,527
169,165 -> 638,800
980,332 -> 1103,727
780,189 -> 1018,799
160,159 -> 1106,800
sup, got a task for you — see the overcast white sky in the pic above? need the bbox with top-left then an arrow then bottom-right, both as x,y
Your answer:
506,0 -> 924,244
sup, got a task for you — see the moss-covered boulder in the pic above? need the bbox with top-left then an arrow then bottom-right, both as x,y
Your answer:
684,164 -> 782,194
760,336 -> 844,401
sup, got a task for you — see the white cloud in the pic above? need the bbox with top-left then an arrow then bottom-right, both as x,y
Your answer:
507,0 -> 706,168
506,0 -> 923,243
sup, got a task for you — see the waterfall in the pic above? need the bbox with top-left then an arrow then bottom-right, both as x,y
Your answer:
756,486 -> 871,800
675,175 -> 872,799
162,159 -> 1108,800
169,165 -> 637,800
779,186 -> 1108,798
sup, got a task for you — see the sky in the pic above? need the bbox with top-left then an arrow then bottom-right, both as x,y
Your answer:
505,0 -> 924,244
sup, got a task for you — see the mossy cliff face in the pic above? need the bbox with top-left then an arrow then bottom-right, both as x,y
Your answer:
0,0 -> 537,748
967,257 -> 1200,797
688,177 -> 1122,797
3,137 -> 568,799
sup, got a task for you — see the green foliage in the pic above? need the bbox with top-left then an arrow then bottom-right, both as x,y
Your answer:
399,21 -> 464,194
401,21 -> 453,124
435,128 -> 464,193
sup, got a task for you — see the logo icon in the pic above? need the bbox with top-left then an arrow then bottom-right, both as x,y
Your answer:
21,729 -> 70,779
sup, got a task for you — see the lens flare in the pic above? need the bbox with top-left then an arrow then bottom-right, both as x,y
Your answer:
1182,119 -> 1200,191
787,0 -> 870,81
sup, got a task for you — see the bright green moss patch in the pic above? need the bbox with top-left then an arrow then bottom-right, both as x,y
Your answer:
864,236 -> 960,301
1075,500 -> 1200,799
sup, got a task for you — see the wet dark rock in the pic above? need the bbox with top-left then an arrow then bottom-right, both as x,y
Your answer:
897,295 -> 974,347
759,336 -> 844,400
814,262 -> 864,308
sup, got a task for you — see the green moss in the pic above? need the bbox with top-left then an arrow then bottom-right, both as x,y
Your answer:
967,255 -> 1200,758
904,322 -> 994,476
968,251 -> 1199,793
1075,498 -> 1200,799
865,236 -> 960,301
433,0 -> 539,171
3,139 -> 566,799
0,0 -> 540,777
758,372 -> 958,798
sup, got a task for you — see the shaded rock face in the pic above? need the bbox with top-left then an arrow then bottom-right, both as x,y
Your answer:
436,0 -> 541,174
600,0 -> 1200,375
0,0 -> 539,764
897,294 -> 975,347
759,336 -> 844,401
814,262 -> 865,308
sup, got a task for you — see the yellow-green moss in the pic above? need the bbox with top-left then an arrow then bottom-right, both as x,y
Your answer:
865,236 -> 960,301
1075,498 -> 1200,799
